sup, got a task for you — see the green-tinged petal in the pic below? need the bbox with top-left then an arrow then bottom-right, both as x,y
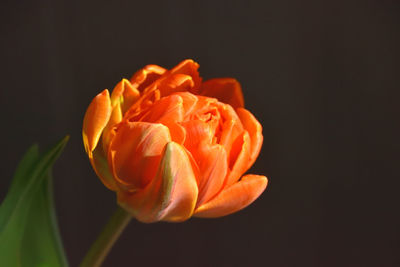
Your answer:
108,122 -> 171,191
89,145 -> 118,191
118,142 -> 198,223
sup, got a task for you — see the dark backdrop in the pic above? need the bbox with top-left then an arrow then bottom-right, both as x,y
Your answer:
1,0 -> 399,266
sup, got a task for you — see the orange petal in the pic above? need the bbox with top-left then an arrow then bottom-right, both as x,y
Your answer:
175,92 -> 198,117
130,64 -> 166,92
236,108 -> 263,169
139,94 -> 186,143
157,74 -> 194,97
123,88 -> 161,122
168,59 -> 202,91
140,94 -> 184,124
101,103 -> 122,153
118,142 -> 198,222
111,79 -> 140,114
224,131 -> 252,187
194,174 -> 268,218
219,119 -> 243,166
199,78 -> 244,109
217,103 -> 244,166
82,89 -> 112,156
108,122 -> 171,191
195,143 -> 228,206
181,120 -> 214,150
89,145 -> 118,191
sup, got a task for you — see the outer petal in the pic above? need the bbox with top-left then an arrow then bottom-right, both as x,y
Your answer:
199,78 -> 244,109
194,174 -> 268,218
82,89 -> 112,156
108,122 -> 171,191
118,142 -> 198,223
89,145 -> 118,191
236,108 -> 263,169
195,143 -> 228,206
224,131 -> 252,187
102,102 -> 122,153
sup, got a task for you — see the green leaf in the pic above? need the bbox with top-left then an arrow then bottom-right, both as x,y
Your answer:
0,136 -> 70,267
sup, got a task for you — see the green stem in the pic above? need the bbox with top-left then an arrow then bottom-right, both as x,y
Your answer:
80,207 -> 132,267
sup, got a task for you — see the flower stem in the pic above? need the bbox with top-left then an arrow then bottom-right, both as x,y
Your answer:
80,206 -> 132,267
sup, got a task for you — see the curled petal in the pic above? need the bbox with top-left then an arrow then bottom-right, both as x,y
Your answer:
130,64 -> 166,92
217,103 -> 244,165
219,119 -> 243,166
108,122 -> 171,191
118,142 -> 198,222
176,92 -> 198,117
140,94 -> 184,124
196,143 -> 228,206
102,103 -> 122,153
225,131 -> 252,187
157,74 -> 194,97
168,59 -> 202,91
236,108 -> 263,169
199,78 -> 244,109
89,146 -> 118,191
111,79 -> 140,114
194,174 -> 268,218
123,88 -> 161,122
140,94 -> 186,143
82,89 -> 112,156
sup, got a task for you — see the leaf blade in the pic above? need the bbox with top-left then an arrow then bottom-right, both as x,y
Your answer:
0,136 -> 70,267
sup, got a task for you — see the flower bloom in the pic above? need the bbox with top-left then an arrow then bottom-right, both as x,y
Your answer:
83,59 -> 267,222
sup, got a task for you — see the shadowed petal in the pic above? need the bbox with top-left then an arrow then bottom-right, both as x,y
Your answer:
194,174 -> 268,218
199,78 -> 244,109
89,146 -> 118,191
101,103 -> 122,153
82,89 -> 112,156
118,142 -> 198,222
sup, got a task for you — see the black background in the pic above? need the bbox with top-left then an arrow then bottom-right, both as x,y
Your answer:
1,0 -> 399,266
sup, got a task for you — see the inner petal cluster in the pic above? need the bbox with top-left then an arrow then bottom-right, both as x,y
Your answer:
117,92 -> 248,204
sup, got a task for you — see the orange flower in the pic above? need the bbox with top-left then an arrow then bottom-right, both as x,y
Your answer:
83,59 -> 268,222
